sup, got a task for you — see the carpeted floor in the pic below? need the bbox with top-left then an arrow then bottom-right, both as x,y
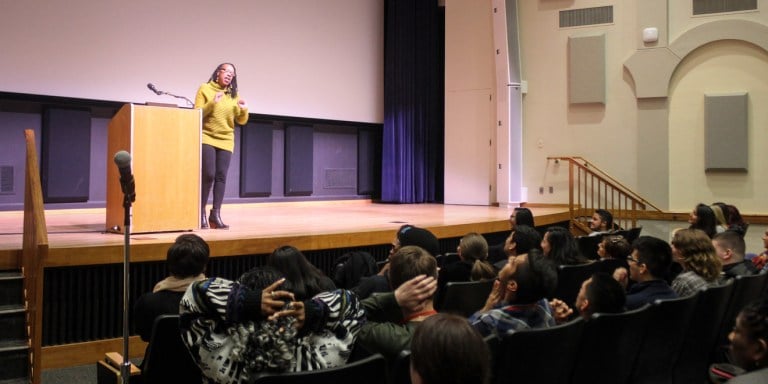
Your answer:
42,364 -> 96,384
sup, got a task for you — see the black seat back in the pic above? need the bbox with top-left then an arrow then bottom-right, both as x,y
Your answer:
253,353 -> 388,384
553,262 -> 600,307
142,314 -> 202,384
673,280 -> 734,384
492,317 -> 585,384
576,235 -> 603,261
439,279 -> 494,317
630,293 -> 699,384
712,271 -> 768,362
572,304 -> 652,384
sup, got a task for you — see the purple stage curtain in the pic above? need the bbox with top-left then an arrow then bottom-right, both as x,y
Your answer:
381,0 -> 444,203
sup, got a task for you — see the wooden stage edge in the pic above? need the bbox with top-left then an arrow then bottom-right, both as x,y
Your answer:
0,200 -> 571,270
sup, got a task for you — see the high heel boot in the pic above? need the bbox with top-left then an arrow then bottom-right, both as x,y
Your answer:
201,210 -> 209,229
209,208 -> 229,230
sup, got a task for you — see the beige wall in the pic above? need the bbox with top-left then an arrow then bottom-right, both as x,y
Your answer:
507,1 -> 768,214
444,0 -> 496,204
669,40 -> 768,212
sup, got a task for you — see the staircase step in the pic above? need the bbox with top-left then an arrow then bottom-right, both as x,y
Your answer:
0,271 -> 23,308
0,306 -> 27,343
0,378 -> 30,384
0,340 -> 28,353
0,342 -> 29,381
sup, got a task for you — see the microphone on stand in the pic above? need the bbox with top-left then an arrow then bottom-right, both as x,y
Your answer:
113,151 -> 136,202
146,83 -> 194,107
147,83 -> 163,95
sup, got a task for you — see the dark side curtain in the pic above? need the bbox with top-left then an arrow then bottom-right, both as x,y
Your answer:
381,0 -> 444,203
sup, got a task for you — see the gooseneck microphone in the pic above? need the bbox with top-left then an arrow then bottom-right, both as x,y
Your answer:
147,83 -> 162,95
113,150 -> 136,202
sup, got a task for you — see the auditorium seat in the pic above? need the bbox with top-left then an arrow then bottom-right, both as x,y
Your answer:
390,350 -> 411,384
253,353 -> 388,384
553,262 -> 600,307
673,280 -> 734,384
576,235 -> 602,260
598,257 -> 628,275
571,304 -> 652,384
492,317 -> 584,384
438,279 -> 494,317
712,271 -> 768,363
97,314 -> 202,384
630,294 -> 699,384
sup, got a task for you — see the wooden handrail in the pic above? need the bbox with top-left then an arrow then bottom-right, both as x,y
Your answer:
548,156 -> 662,232
23,129 -> 48,384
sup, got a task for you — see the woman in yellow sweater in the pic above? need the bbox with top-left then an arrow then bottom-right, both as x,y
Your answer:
194,63 -> 249,229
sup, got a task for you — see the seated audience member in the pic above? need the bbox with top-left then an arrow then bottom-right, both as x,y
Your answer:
574,272 -> 626,320
670,229 -> 723,297
720,298 -> 768,383
267,245 -> 336,300
490,224 -> 542,267
180,266 -> 365,383
469,249 -> 558,337
713,231 -> 758,279
598,235 -> 630,261
332,250 -> 378,289
542,226 -> 590,265
134,234 -> 209,343
689,203 -> 718,238
357,245 -> 439,360
589,209 -> 614,236
719,202 -> 748,235
613,236 -> 677,310
488,207 -> 535,263
410,313 -> 490,384
750,229 -> 768,271
352,224 -> 440,300
710,204 -> 729,234
438,232 -> 496,295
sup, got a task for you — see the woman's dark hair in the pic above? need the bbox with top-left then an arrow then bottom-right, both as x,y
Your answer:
544,226 -> 584,265
410,313 -> 490,384
689,203 -> 717,238
735,298 -> 768,370
208,62 -> 239,97
513,207 -> 535,227
714,202 -> 748,235
167,234 -> 209,278
267,245 -> 333,300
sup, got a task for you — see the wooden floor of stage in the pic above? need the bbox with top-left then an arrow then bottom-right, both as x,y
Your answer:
0,200 -> 570,269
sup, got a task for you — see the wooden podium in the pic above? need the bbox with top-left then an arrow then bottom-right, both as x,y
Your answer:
106,104 -> 201,233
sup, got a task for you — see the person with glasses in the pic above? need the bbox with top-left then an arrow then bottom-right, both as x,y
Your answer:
469,249 -> 558,338
195,62 -> 249,230
613,236 -> 677,310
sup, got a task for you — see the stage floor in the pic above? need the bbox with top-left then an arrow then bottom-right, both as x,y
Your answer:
0,201 -> 570,268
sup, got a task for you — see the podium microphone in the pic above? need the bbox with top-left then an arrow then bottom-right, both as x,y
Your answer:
147,83 -> 162,95
113,151 -> 136,202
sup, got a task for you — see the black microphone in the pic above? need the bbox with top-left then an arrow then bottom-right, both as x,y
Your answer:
113,151 -> 136,202
147,83 -> 162,95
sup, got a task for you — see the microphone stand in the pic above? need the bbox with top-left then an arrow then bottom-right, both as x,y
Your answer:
120,192 -> 132,384
158,90 -> 194,107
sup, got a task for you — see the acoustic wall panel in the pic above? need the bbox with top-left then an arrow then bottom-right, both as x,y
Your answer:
705,92 -> 748,172
358,128 -> 381,196
285,124 -> 313,196
239,121 -> 274,197
42,108 -> 91,203
568,33 -> 606,104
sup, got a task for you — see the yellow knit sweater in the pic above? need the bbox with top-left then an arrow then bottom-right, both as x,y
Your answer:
194,81 -> 249,152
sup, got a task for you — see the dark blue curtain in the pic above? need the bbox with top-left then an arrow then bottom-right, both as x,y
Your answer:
381,0 -> 444,203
